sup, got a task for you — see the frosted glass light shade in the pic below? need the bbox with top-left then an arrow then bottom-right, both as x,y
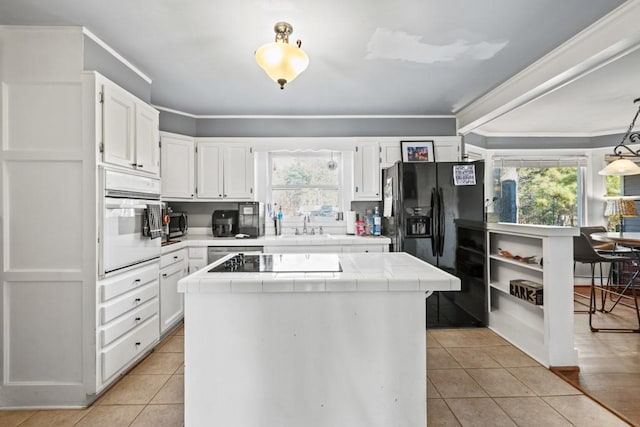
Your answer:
255,42 -> 309,89
598,158 -> 640,176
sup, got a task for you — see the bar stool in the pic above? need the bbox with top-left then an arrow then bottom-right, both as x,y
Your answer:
573,232 -> 634,332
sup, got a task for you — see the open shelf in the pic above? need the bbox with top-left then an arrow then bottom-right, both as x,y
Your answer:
489,254 -> 543,272
489,281 -> 544,310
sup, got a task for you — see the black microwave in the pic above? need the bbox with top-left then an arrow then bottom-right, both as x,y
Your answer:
168,212 -> 188,238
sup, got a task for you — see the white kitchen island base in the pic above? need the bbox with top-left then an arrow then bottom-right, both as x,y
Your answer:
179,252 -> 460,427
185,292 -> 425,427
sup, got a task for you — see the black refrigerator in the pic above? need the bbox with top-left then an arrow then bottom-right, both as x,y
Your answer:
382,160 -> 486,327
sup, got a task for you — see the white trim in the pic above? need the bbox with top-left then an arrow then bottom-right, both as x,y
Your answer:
153,104 -> 454,120
82,27 -> 152,84
472,130 -> 624,138
456,1 -> 640,135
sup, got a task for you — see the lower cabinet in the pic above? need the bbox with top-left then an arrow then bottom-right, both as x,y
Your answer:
97,261 -> 160,388
188,247 -> 207,274
160,248 -> 187,335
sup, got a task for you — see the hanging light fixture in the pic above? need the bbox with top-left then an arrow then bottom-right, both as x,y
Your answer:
255,22 -> 309,90
599,98 -> 640,176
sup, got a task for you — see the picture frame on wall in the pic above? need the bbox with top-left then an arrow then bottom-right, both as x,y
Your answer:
401,140 -> 435,163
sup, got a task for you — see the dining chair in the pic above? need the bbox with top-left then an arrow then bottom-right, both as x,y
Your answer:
573,232 -> 635,332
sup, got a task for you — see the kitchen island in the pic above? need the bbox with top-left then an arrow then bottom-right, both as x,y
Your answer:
178,252 -> 460,427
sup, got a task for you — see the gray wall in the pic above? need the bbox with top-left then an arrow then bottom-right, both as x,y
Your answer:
159,110 -> 197,136
83,36 -> 152,102
159,115 -> 457,138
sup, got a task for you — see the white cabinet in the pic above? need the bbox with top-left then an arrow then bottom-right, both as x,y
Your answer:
354,142 -> 381,201
188,247 -> 208,274
196,142 -> 254,200
102,78 -> 159,176
159,248 -> 187,335
97,261 -> 160,387
380,141 -> 402,168
486,223 -> 578,368
160,132 -> 195,199
433,136 -> 460,162
263,244 -> 387,254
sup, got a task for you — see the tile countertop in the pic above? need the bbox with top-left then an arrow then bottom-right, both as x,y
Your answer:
177,252 -> 460,293
161,233 -> 391,253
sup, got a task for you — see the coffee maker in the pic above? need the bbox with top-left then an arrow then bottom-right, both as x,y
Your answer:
212,210 -> 238,237
237,202 -> 264,238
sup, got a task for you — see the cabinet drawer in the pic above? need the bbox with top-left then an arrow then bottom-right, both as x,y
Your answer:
101,298 -> 159,347
160,248 -> 187,269
101,316 -> 159,382
101,281 -> 158,324
100,263 -> 159,302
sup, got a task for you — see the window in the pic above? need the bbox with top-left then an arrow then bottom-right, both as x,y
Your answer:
491,155 -> 587,227
269,151 -> 342,220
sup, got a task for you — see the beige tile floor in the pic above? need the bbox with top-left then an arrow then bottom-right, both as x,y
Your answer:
0,324 -> 630,426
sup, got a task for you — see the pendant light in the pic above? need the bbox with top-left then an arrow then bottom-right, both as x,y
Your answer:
599,98 -> 640,176
255,22 -> 309,90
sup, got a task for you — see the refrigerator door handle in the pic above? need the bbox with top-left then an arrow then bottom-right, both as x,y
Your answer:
438,187 -> 445,257
430,188 -> 437,256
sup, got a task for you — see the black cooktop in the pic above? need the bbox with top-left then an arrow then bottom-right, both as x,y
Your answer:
208,253 -> 342,273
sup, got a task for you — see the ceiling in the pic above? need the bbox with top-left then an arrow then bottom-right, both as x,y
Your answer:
0,0 -> 630,135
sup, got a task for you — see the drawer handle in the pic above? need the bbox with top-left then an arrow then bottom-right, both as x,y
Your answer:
135,342 -> 141,346
137,164 -> 144,168
135,317 -> 141,321
173,256 -> 178,259
162,273 -> 167,277
134,298 -> 141,302
133,279 -> 141,286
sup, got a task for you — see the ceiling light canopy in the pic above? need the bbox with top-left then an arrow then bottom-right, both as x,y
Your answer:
255,22 -> 309,90
599,98 -> 640,176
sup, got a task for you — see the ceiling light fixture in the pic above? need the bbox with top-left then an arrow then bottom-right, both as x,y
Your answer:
599,98 -> 640,176
255,22 -> 309,90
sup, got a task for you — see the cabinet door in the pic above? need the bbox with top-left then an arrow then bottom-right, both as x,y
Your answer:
135,103 -> 160,176
196,142 -> 224,199
434,137 -> 461,162
159,263 -> 185,334
102,82 -> 136,169
354,142 -> 381,200
380,142 -> 402,169
223,144 -> 254,199
161,135 -> 195,198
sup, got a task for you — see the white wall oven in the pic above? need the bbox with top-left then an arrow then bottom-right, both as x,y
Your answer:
100,168 -> 162,277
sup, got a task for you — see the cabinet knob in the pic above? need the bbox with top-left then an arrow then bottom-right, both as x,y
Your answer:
135,317 -> 141,321
135,342 -> 141,346
137,164 -> 144,168
130,163 -> 137,167
133,279 -> 141,285
218,194 -> 222,197
134,298 -> 141,302
173,256 -> 178,259
162,273 -> 167,277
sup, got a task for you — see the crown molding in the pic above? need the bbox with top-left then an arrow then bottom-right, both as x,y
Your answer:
153,104 -> 455,120
82,27 -> 152,84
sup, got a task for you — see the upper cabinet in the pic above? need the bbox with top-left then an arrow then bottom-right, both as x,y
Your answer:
353,142 -> 381,201
160,133 -> 195,199
196,142 -> 254,200
101,79 -> 159,176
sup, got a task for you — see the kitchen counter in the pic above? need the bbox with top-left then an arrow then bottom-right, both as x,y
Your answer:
179,252 -> 459,427
161,233 -> 390,252
179,252 -> 459,293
